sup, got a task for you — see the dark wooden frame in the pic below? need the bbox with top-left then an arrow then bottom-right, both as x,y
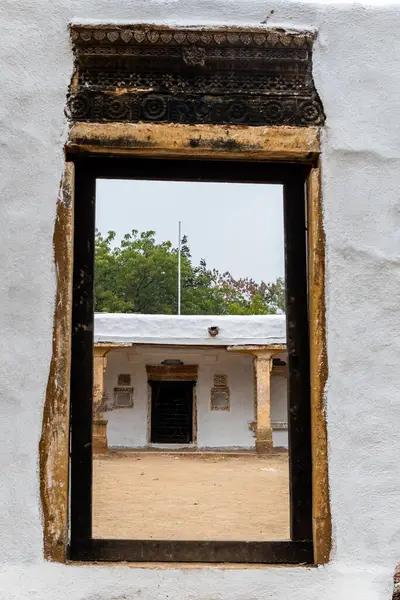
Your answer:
69,155 -> 312,563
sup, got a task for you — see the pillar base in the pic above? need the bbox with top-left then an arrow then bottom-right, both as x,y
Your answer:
93,418 -> 108,454
256,435 -> 273,454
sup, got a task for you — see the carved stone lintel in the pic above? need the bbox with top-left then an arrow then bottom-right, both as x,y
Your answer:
70,25 -> 315,48
68,25 -> 325,127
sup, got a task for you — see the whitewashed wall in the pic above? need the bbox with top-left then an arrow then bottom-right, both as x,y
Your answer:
103,345 -> 287,449
2,1 -> 400,599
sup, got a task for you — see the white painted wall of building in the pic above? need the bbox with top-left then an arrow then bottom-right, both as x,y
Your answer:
2,1 -> 400,598
273,430 -> 289,448
95,313 -> 286,346
270,376 -> 288,423
104,345 -> 287,449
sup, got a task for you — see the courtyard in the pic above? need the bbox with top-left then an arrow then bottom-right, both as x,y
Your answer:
92,451 -> 290,541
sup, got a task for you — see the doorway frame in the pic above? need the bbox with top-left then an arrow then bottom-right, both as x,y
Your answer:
41,122 -> 330,565
149,380 -> 196,444
146,364 -> 198,446
146,365 -> 199,448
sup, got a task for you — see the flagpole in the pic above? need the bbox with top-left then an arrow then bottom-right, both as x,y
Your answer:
178,221 -> 181,315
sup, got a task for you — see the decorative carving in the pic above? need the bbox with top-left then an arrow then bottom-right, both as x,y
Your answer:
214,374 -> 228,387
70,26 -> 313,48
211,373 -> 230,411
182,46 -> 206,66
114,386 -> 134,408
68,25 -> 324,126
146,364 -> 198,382
117,373 -> 131,386
142,95 -> 168,121
76,70 -> 308,95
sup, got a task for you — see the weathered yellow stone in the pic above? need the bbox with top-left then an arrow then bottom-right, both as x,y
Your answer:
67,123 -> 320,162
41,123 -> 330,565
39,161 -> 74,562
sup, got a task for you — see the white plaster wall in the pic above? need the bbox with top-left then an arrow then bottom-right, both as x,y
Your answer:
270,376 -> 288,423
196,348 -> 253,448
104,346 -> 257,449
104,348 -> 148,448
95,313 -> 286,346
2,1 -> 400,599
273,430 -> 288,448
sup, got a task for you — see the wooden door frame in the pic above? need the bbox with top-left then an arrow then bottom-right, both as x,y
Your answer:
146,364 -> 198,445
148,380 -> 196,445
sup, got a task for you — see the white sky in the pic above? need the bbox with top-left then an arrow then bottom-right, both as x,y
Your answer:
96,179 -> 284,283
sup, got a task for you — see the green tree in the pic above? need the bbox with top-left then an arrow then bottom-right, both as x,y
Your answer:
95,229 -> 181,313
95,229 -> 285,315
216,273 -> 285,314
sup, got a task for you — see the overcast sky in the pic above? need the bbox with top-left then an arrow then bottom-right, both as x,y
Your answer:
96,180 -> 284,283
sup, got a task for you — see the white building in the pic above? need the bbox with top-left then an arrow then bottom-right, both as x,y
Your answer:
94,314 -> 289,450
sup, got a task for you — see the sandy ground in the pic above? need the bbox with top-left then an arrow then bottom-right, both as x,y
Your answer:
93,452 -> 290,541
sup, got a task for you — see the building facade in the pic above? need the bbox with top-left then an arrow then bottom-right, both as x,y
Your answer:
94,314 -> 288,451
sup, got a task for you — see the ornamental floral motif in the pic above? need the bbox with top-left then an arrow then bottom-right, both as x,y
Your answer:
65,93 -> 90,119
66,91 -> 325,126
298,100 -> 324,125
182,46 -> 206,67
105,97 -> 129,120
141,95 -> 168,121
227,101 -> 247,123
68,25 -> 325,127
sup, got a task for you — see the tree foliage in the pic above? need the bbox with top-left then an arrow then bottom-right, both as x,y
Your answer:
95,229 -> 285,315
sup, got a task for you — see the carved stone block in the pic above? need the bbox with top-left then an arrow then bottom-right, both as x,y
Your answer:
67,25 -> 324,127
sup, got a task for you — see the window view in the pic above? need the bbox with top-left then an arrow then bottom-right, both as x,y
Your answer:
91,179 -> 289,542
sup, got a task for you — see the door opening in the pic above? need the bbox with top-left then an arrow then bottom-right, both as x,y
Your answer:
150,381 -> 194,443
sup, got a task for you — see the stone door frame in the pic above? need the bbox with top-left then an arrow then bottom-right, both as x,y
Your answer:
40,23 -> 330,566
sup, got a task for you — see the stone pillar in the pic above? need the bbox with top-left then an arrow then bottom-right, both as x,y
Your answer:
93,347 -> 109,454
93,351 -> 108,417
226,344 -> 286,455
253,353 -> 274,454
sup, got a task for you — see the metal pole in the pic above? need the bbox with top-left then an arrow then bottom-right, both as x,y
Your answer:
178,221 -> 181,315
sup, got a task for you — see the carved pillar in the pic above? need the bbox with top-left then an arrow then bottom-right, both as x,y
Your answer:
253,353 -> 274,454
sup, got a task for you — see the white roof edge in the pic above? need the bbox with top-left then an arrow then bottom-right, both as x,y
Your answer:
94,313 -> 286,346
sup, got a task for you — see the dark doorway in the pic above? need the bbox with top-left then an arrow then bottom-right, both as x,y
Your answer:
150,381 -> 194,443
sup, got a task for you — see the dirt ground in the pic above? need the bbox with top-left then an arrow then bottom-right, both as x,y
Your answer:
93,452 -> 290,541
